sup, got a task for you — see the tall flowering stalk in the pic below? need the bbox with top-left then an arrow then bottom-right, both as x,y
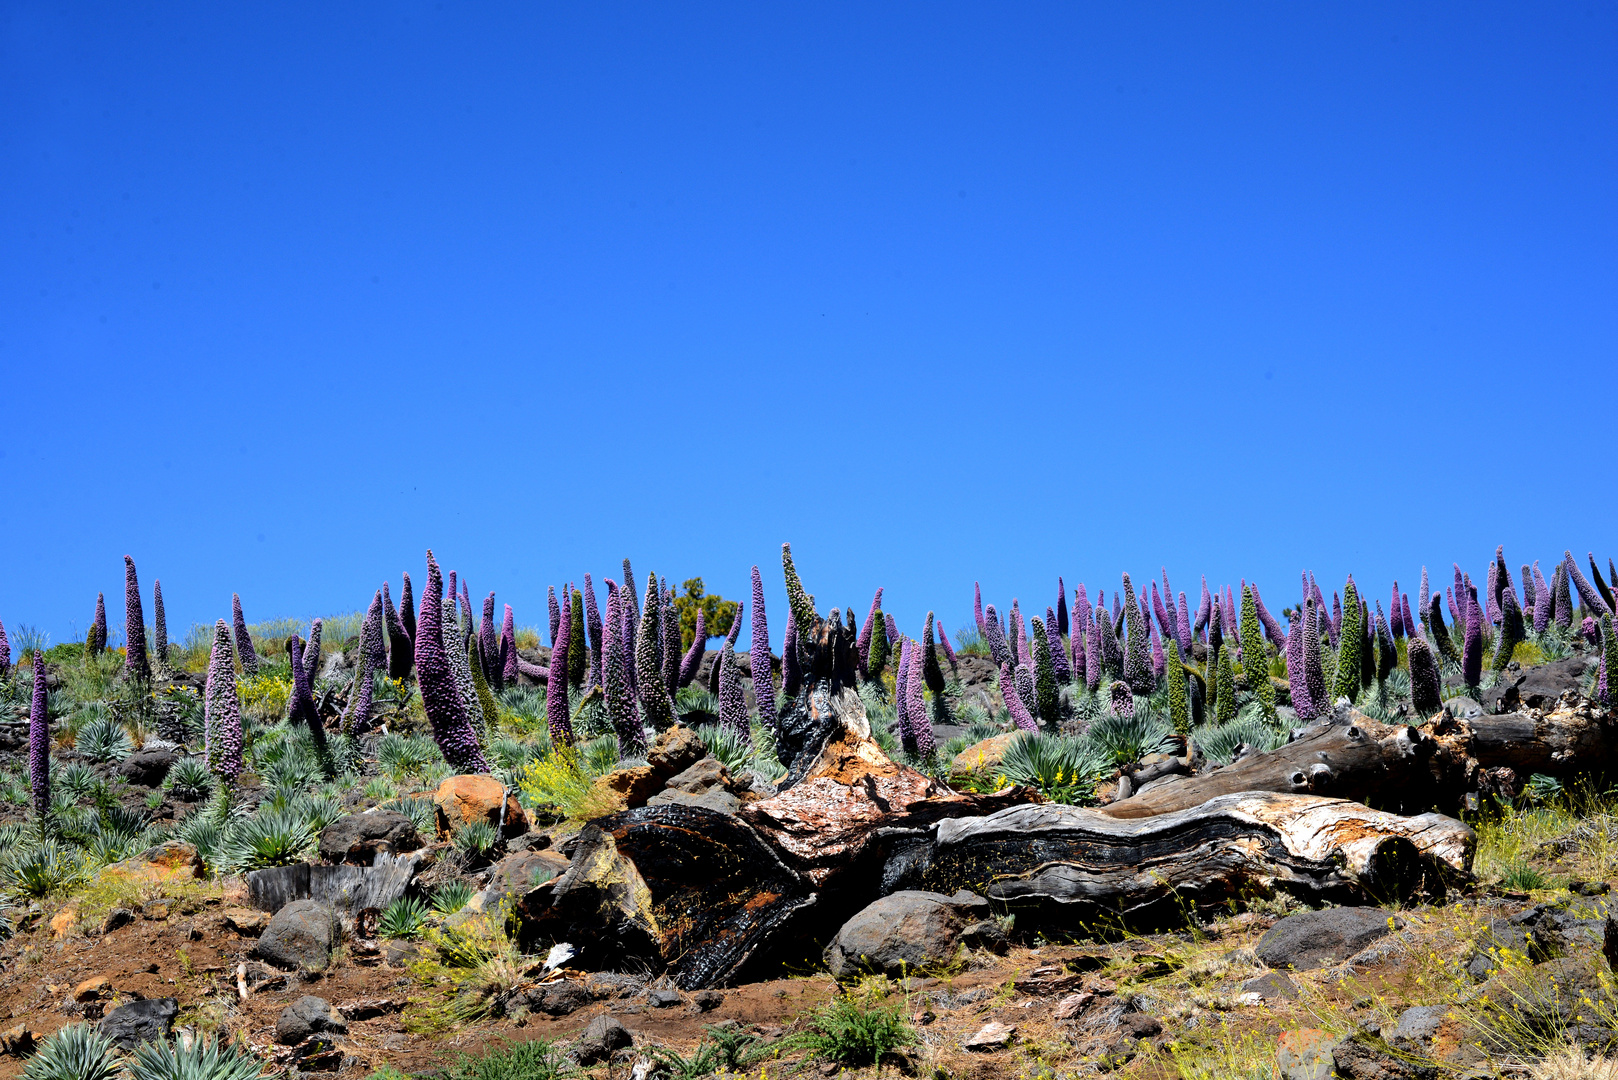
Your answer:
582,575 -> 603,689
570,589 -> 589,690
750,567 -> 777,729
1166,638 -> 1189,738
1251,583 -> 1286,653
152,579 -> 169,673
717,642 -> 751,743
204,620 -> 243,781
415,553 -> 491,771
547,587 -> 576,748
1057,577 -> 1069,640
782,612 -> 802,697
1098,606 -> 1122,679
973,582 -> 986,637
1214,642 -> 1237,722
29,651 -> 49,822
89,592 -> 108,657
399,572 -> 417,644
441,588 -> 480,736
548,587 -> 562,650
906,642 -> 935,756
1010,601 -> 1027,667
346,606 -> 376,735
1287,612 -> 1314,720
1175,592 -> 1192,657
983,605 -> 1013,670
1486,560 -> 1501,628
1600,614 -> 1617,711
678,610 -> 707,688
231,594 -> 256,675
1418,567 -> 1431,630
1030,616 -> 1059,728
921,612 -> 947,697
1408,632 -> 1442,717
1462,585 -> 1484,689
501,605 -> 518,687
478,595 -> 500,690
894,639 -> 916,752
1303,601 -> 1327,716
1074,583 -> 1091,639
936,620 -> 958,679
659,589 -> 681,697
1331,578 -> 1363,703
383,582 -> 413,679
1492,582 -> 1526,671
306,617 -> 325,686
1110,679 -> 1135,719
1084,617 -> 1101,691
1553,563 -> 1573,628
1522,564 -> 1536,615
1593,554 -> 1617,613
1389,583 -> 1404,640
1149,622 -> 1165,681
0,618 -> 10,671
1428,595 -> 1459,663
867,605 -> 890,682
1328,592 -> 1343,649
636,574 -> 675,732
1121,574 -> 1154,693
1358,599 -> 1374,694
601,592 -> 644,757
1566,551 -> 1613,618
1195,577 -> 1212,641
1044,607 -> 1070,684
1240,584 -> 1277,721
1000,662 -> 1036,732
780,544 -> 818,652
1151,583 -> 1173,652
1013,663 -> 1039,721
622,558 -> 640,630
857,588 -> 883,677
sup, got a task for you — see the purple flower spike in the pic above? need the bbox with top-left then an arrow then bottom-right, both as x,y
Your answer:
1388,583 -> 1404,639
635,573 -> 675,732
1566,550 -> 1613,618
1303,601 -> 1327,716
1521,564 -> 1535,614
1044,607 -> 1070,684
583,575 -> 604,688
1287,612 -> 1312,720
1001,662 -> 1037,732
205,620 -> 243,780
1486,560 -> 1501,628
661,588 -> 680,699
0,618 -> 10,672
1071,626 -> 1085,687
717,641 -> 751,743
782,610 -> 802,697
1462,585 -> 1484,687
152,579 -> 169,671
1151,582 -> 1173,650
1223,586 -> 1239,642
232,594 -> 256,675
1446,586 -> 1459,627
1328,592 -> 1343,648
936,619 -> 958,677
1195,577 -> 1212,641
501,604 -> 517,686
414,552 -> 491,771
907,643 -> 935,756
1452,564 -> 1466,622
1121,573 -> 1153,694
1150,620 -> 1165,681
1553,563 -> 1573,628
885,613 -> 899,651
1074,583 -> 1091,634
29,650 -> 49,820
383,582 -> 414,680
400,572 -> 416,645
982,605 -> 1013,670
122,556 -> 149,682
1109,680 -> 1135,718
857,588 -> 883,676
973,582 -> 985,636
89,592 -> 108,656
601,591 -> 644,757
1418,567 -> 1431,625
1581,616 -> 1600,646
894,638 -> 916,751
1251,583 -> 1285,652
459,580 -> 474,638
1176,593 -> 1192,655
547,587 -> 561,649
922,612 -> 947,697
678,610 -> 707,688
479,594 -> 500,690
1408,631 -> 1442,717
1532,561 -> 1552,633
547,586 -> 574,747
1084,618 -> 1101,691
1056,577 -> 1069,640
750,566 -> 777,729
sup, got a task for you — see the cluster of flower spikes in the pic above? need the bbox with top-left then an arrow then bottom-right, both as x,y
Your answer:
413,552 -> 490,772
382,580 -> 414,680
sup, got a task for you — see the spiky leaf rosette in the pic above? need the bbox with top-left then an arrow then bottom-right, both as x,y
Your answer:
547,585 -> 576,747
1165,638 -> 1190,738
0,618 -> 10,671
414,553 -> 490,771
230,594 -> 256,674
1044,606 -> 1070,684
635,574 -> 675,732
677,610 -> 707,688
152,578 -> 168,670
1213,642 -> 1237,723
477,594 -> 500,691
1462,585 -> 1484,689
501,604 -> 517,687
1239,584 -> 1277,721
1109,679 -> 1135,718
997,662 -> 1037,732
936,619 -> 958,678
1331,578 -> 1363,702
602,592 -> 644,757
1567,550 -> 1614,618
203,621 -> 242,779
867,606 -> 890,681
1030,616 -> 1059,728
1492,581 -> 1526,671
983,604 -> 1013,670
1303,601 -> 1328,714
1286,612 -> 1314,720
1407,632 -> 1442,717
569,589 -> 589,690
856,588 -> 883,677
749,566 -> 777,729
922,612 -> 947,697
894,639 -> 916,751
382,581 -> 413,680
29,650 -> 49,821
780,543 -> 818,661
1084,619 -> 1101,691
716,641 -> 751,743
1601,614 -> 1618,712
906,641 -> 935,756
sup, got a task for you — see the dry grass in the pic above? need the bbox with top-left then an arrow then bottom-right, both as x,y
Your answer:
1531,1046 -> 1618,1080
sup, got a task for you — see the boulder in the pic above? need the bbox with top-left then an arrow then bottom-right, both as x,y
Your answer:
531,980 -> 591,1016
949,733 -> 1021,782
590,765 -> 662,812
1482,657 -> 1588,714
1382,1005 -> 1447,1053
1254,907 -> 1402,971
466,848 -> 571,918
117,749 -> 177,787
573,1015 -> 633,1065
433,774 -> 528,838
317,811 -> 420,865
823,890 -> 991,979
1332,1035 -> 1438,1080
1241,971 -> 1299,1001
647,726 -> 706,778
1276,1029 -> 1342,1080
254,899 -> 341,972
101,841 -> 205,888
276,996 -> 348,1045
99,998 -> 178,1050
1476,953 -> 1618,1053
73,976 -> 111,1002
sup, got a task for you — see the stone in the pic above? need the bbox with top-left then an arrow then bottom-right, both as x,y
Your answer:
220,907 -> 270,936
1053,992 -> 1094,1019
692,989 -> 724,1012
101,908 -> 135,934
949,733 -> 1021,781
1482,657 -> 1587,714
1382,1005 -> 1447,1052
317,811 -> 420,865
646,786 -> 741,815
101,841 -> 205,888
964,1020 -> 1015,1050
959,919 -> 1010,954
254,899 -> 341,972
649,988 -> 683,1008
1120,1013 -> 1161,1039
1333,1035 -> 1438,1080
1241,971 -> 1300,1001
277,996 -> 348,1045
73,976 -> 111,1002
534,981 -> 592,1016
118,748 -> 177,787
50,905 -> 79,939
1254,907 -> 1401,971
0,1024 -> 36,1056
1479,953 -> 1618,1054
573,1015 -> 633,1065
1276,1029 -> 1342,1080
433,774 -> 529,838
99,997 -> 178,1050
647,726 -> 706,778
823,890 -> 991,979
470,848 -> 572,916
591,765 -> 662,812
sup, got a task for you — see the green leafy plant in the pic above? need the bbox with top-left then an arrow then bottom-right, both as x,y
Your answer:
20,1023 -> 122,1080
453,820 -> 499,859
75,716 -> 133,762
165,757 -> 214,801
445,1037 -> 573,1080
998,732 -> 1110,804
1087,710 -> 1175,766
651,1024 -> 774,1079
58,763 -> 106,801
693,723 -> 753,774
1499,860 -> 1548,892
3,840 -> 85,900
433,880 -> 476,915
377,733 -> 442,781
1193,717 -> 1290,767
383,797 -> 437,837
798,980 -> 916,1067
222,807 -> 316,871
126,1033 -> 270,1080
379,896 -> 429,939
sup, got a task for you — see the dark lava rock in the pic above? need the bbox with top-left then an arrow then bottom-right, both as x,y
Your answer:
117,749 -> 177,788
1120,1013 -> 1162,1039
99,998 -> 178,1049
1381,1005 -> 1447,1052
1482,657 -> 1588,714
254,899 -> 341,972
1254,907 -> 1401,971
824,890 -> 992,978
649,988 -> 683,1008
276,996 -> 348,1045
692,989 -> 724,1012
573,1015 -> 633,1065
317,811 -> 420,865
533,980 -> 592,1016
1242,971 -> 1299,1001
1333,1035 -> 1438,1080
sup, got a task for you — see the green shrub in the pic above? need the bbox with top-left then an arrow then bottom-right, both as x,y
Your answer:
21,1023 -> 122,1080
165,757 -> 214,801
798,980 -> 916,1067
1499,861 -> 1548,892
223,808 -> 315,871
126,1034 -> 269,1080
379,896 -> 429,939
1193,717 -> 1289,766
3,840 -> 85,900
1087,710 -> 1175,766
75,717 -> 133,762
446,1037 -> 572,1080
383,797 -> 436,837
57,762 -> 106,801
453,821 -> 499,859
378,733 -> 442,781
998,732 -> 1111,804
433,880 -> 476,915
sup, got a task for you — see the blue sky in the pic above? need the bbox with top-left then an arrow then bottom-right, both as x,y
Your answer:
2,3 -> 1614,651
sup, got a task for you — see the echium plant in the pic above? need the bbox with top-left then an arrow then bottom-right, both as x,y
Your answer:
1084,616 -> 1101,691
1566,550 -> 1613,618
479,594 -> 501,691
305,616 -> 325,686
383,581 -> 413,680
1213,642 -> 1237,722
501,604 -> 517,687
1462,585 -> 1484,690
0,617 -> 10,671
1251,582 -> 1286,653
89,591 -> 108,657
1428,594 -> 1458,662
467,632 -> 501,738
1287,612 -> 1314,720
1374,604 -> 1397,705
205,620 -> 243,781
548,588 -> 575,747
1000,662 -> 1037,732
1303,601 -> 1328,716
935,619 -> 957,679
894,639 -> 915,751
1492,581 -> 1526,671
1600,614 -> 1617,712
584,574 -> 604,689
857,588 -> 883,677
442,588 -> 480,739
1043,606 -> 1070,685
29,650 -> 49,822
1552,562 -> 1573,628
570,588 -> 589,690
1030,616 -> 1059,728
1151,582 -> 1174,654
867,605 -> 889,682
399,571 -> 416,644
982,605 -> 1013,670
922,612 -> 947,697
152,578 -> 169,673
717,642 -> 751,743
547,587 -> 562,651
782,611 -> 802,697
635,574 -> 675,732
1408,631 -> 1443,717
678,610 -> 707,688
1166,638 -> 1190,738
1109,679 -> 1135,718
1331,577 -> 1363,703
1240,584 -> 1276,721
414,552 -> 491,771
905,641 -> 935,756
602,591 -> 644,757
231,594 -> 256,675
780,543 -> 818,659
750,567 -> 777,729
1358,600 -> 1374,694
660,589 -> 680,698
346,601 -> 377,736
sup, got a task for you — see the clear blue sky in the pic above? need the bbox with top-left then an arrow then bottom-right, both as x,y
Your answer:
3,3 -> 1614,651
